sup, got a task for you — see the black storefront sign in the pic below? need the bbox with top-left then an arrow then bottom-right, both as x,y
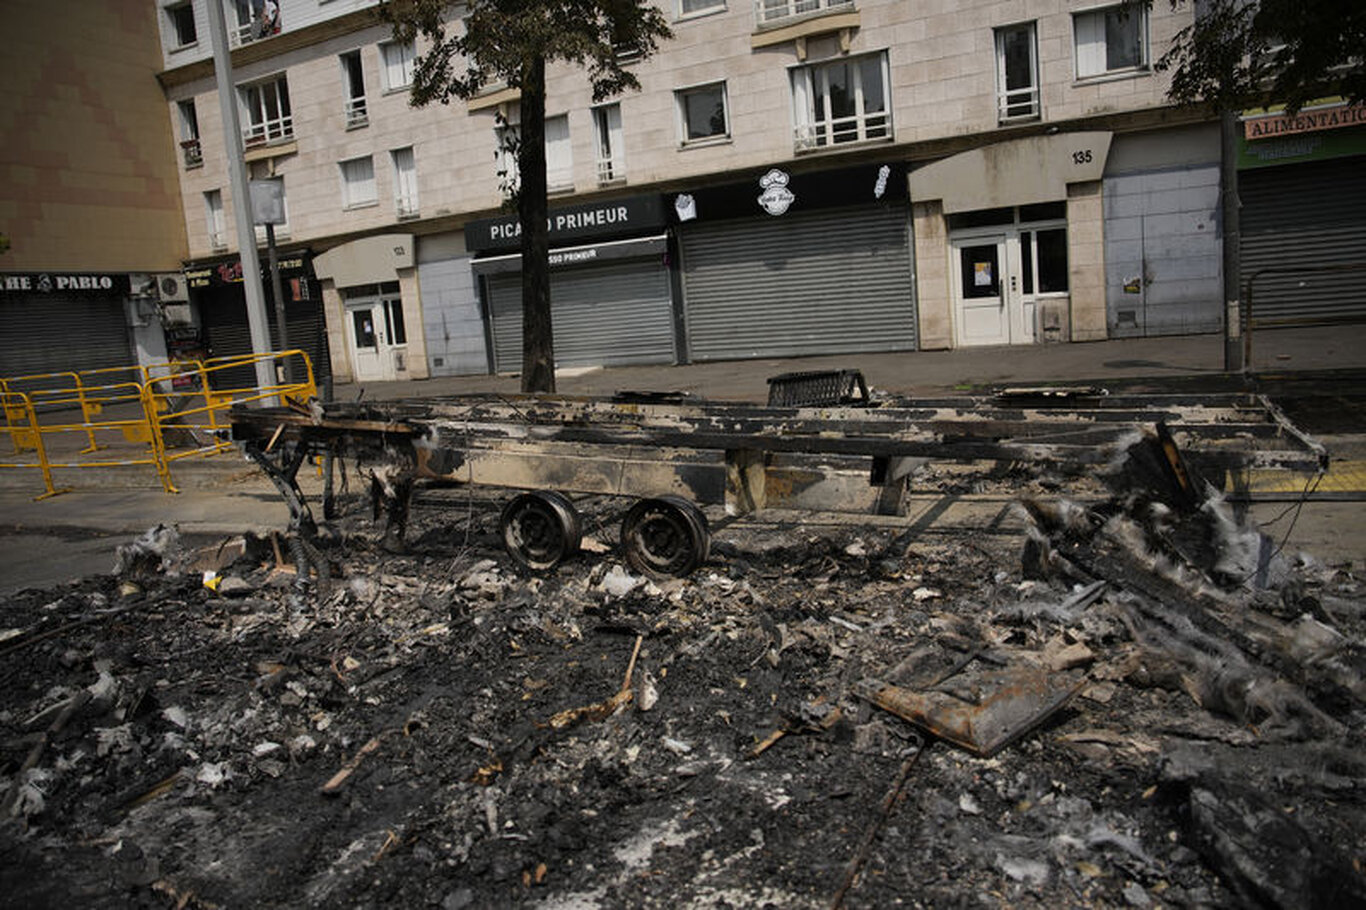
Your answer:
185,253 -> 312,289
671,162 -> 907,224
0,272 -> 131,298
466,195 -> 668,253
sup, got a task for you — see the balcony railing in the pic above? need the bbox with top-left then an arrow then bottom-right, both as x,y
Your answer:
208,231 -> 227,253
180,138 -> 202,168
243,116 -> 293,147
396,196 -> 419,220
755,0 -> 853,27
596,156 -> 625,185
998,86 -> 1041,123
794,110 -> 890,150
344,97 -> 369,129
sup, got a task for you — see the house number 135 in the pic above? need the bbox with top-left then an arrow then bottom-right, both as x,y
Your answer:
1072,149 -> 1093,165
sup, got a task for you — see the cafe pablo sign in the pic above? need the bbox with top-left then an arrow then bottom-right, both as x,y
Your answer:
0,272 -> 129,296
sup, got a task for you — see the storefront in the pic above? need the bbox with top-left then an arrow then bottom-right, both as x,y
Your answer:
0,271 -> 152,379
674,163 -> 916,361
184,253 -> 329,390
1238,101 -> 1366,326
467,196 -> 676,373
909,132 -> 1112,348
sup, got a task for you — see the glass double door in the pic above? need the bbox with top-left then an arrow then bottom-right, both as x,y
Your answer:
346,294 -> 407,382
951,227 -> 1067,346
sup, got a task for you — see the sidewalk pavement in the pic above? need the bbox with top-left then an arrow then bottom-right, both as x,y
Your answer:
2,326 -> 1364,595
335,325 -> 1366,403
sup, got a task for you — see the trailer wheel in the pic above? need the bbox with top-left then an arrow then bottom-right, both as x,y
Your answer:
500,490 -> 582,572
620,495 -> 710,578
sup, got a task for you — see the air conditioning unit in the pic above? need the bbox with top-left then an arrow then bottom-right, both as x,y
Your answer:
156,273 -> 189,303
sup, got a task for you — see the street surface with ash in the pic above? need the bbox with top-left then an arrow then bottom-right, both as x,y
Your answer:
2,448 -> 1365,909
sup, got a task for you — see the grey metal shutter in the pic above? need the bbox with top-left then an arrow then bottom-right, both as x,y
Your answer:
0,296 -> 132,380
201,293 -> 330,391
680,205 -> 916,361
1240,156 -> 1366,325
488,258 -> 675,372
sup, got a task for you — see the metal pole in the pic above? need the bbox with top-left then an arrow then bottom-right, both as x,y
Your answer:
205,0 -> 276,396
265,223 -> 293,383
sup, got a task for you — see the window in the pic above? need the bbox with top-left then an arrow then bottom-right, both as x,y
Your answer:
380,40 -> 415,92
1074,5 -> 1147,79
167,2 -> 197,48
680,0 -> 725,17
240,75 -> 292,145
995,23 -> 1039,122
392,147 -> 419,218
341,51 -> 367,128
677,82 -> 728,144
755,0 -> 853,27
228,0 -> 253,45
204,190 -> 226,251
494,108 -> 572,194
177,100 -> 202,167
792,52 -> 890,148
340,156 -> 377,209
545,114 -> 574,192
1022,229 -> 1069,294
593,104 -> 625,183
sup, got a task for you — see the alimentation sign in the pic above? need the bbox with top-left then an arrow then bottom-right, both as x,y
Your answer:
466,195 -> 667,253
0,272 -> 130,297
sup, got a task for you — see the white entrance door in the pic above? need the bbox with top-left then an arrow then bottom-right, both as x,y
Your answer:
346,294 -> 408,381
952,232 -> 1036,347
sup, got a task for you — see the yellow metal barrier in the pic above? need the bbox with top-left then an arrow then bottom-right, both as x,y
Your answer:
0,350 -> 317,499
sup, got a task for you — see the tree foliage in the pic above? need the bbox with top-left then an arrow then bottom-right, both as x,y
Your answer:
1156,0 -> 1366,114
381,0 -> 672,392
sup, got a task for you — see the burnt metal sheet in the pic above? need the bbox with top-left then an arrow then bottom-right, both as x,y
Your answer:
858,665 -> 1086,757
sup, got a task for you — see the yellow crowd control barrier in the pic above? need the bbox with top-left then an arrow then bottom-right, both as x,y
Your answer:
0,350 -> 316,498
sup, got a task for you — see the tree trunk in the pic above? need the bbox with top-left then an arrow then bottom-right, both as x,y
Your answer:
518,55 -> 555,394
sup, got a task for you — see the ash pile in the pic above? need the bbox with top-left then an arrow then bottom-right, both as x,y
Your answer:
1,434 -> 1364,909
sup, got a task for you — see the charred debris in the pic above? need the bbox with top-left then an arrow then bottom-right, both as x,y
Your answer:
2,379 -> 1364,908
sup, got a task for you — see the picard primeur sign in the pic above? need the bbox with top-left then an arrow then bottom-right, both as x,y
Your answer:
466,195 -> 667,253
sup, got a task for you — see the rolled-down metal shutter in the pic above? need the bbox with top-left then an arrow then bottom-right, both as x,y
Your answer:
1240,156 -> 1366,325
488,258 -> 675,372
0,296 -> 132,380
680,205 -> 916,361
201,292 -> 330,391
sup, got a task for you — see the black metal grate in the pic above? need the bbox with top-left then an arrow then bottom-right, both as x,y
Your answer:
766,369 -> 869,407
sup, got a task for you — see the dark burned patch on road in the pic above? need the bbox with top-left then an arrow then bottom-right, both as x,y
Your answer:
1,435 -> 1364,908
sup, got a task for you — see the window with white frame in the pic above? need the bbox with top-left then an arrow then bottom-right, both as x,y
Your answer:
228,0 -> 254,46
995,23 -> 1040,122
204,190 -> 226,251
593,103 -> 625,184
1073,5 -> 1148,79
755,0 -> 853,28
167,2 -> 197,48
177,100 -> 202,167
239,75 -> 292,145
341,51 -> 367,128
545,114 -> 573,192
791,52 -> 890,149
380,40 -> 416,92
340,156 -> 378,209
676,82 -> 729,144
391,147 -> 419,218
680,0 -> 725,17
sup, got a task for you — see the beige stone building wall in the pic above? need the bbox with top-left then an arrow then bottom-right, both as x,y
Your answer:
1,0 -> 187,272
163,0 -> 1191,262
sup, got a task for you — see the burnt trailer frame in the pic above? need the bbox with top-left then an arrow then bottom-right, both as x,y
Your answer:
229,386 -> 1326,580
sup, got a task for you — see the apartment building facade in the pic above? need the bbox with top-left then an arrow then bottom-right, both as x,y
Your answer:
151,0 -> 1364,385
0,0 -> 189,379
